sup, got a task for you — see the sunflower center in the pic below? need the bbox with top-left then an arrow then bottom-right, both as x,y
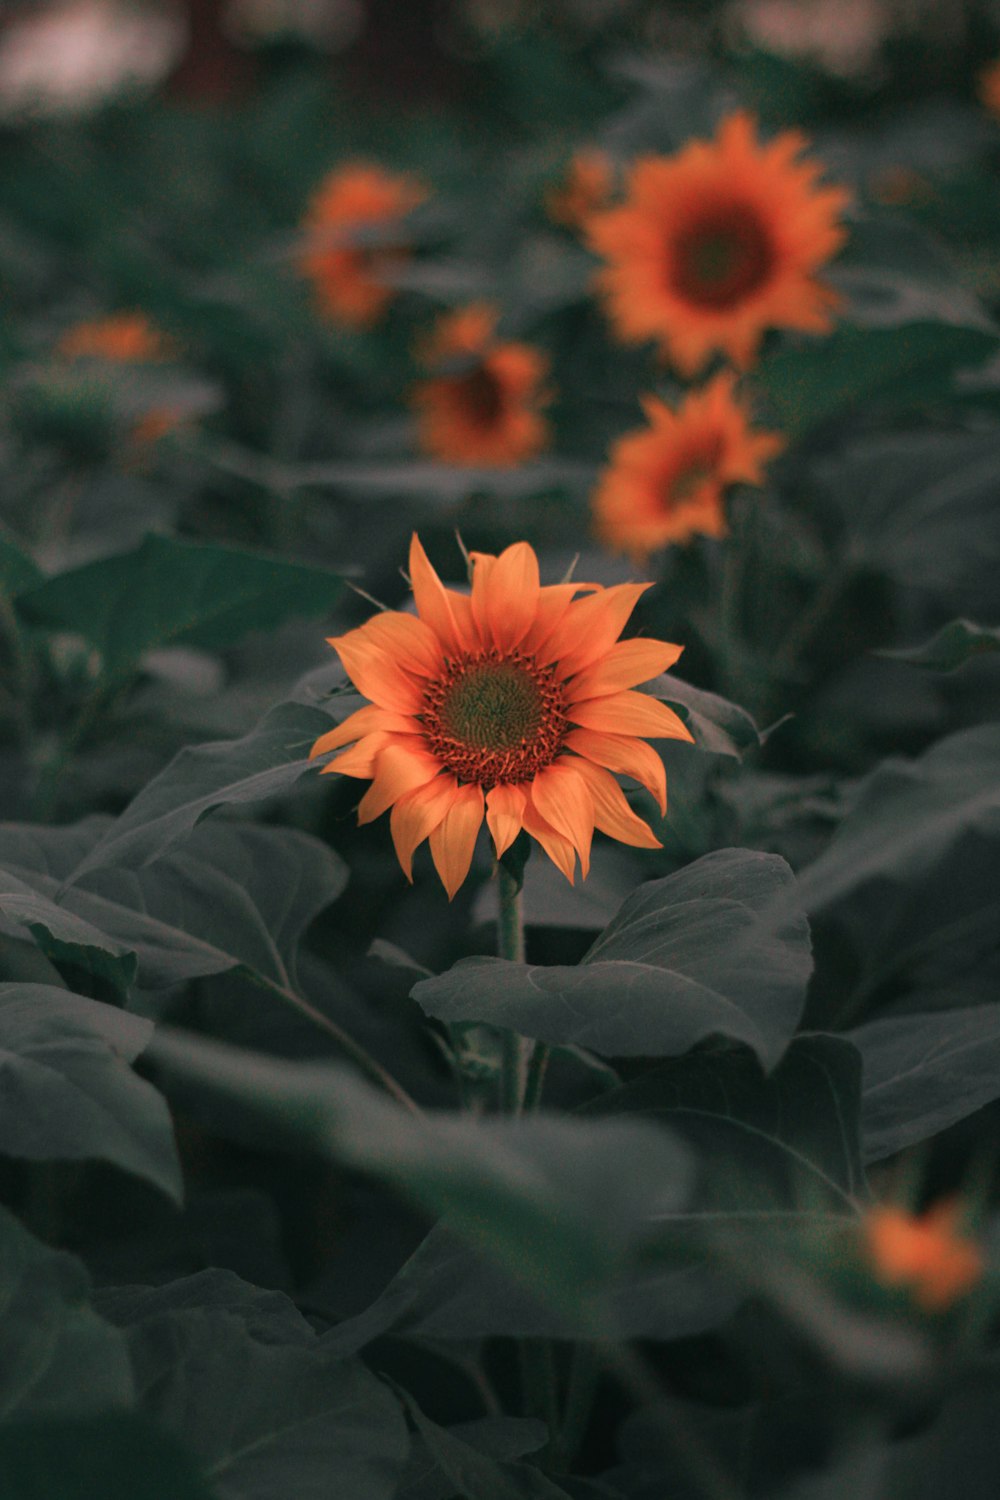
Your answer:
671,204 -> 774,309
455,364 -> 505,428
667,438 -> 725,508
421,650 -> 568,786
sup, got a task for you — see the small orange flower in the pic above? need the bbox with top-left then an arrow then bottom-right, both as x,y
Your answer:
979,58 -> 1000,117
584,111 -> 850,377
864,1200 -> 983,1313
547,149 -> 614,230
310,535 -> 693,897
592,373 -> 784,562
299,163 -> 427,330
411,304 -> 550,467
57,312 -> 173,363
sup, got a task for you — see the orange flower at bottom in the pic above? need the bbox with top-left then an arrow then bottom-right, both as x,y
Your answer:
864,1201 -> 983,1312
57,312 -> 173,363
411,304 -> 550,467
592,373 -> 784,562
299,163 -> 427,330
310,535 -> 693,897
979,59 -> 1000,118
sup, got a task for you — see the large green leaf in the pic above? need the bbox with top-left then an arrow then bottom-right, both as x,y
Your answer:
148,1029 -> 693,1330
412,850 -> 812,1069
0,532 -> 41,598
15,534 -> 345,682
643,674 -> 760,759
757,322 -> 998,437
0,982 -> 181,1199
401,1395 -> 571,1500
877,618 -> 1000,671
0,866 -> 137,1001
0,1414 -> 218,1500
98,1271 -> 408,1500
850,1005 -> 1000,1162
61,702 -> 333,880
0,1204 -> 133,1419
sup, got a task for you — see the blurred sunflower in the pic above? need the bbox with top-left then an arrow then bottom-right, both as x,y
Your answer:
411,304 -> 550,467
584,111 -> 849,376
863,1200 -> 982,1312
311,535 -> 692,896
546,148 -> 614,230
592,373 -> 784,561
979,58 -> 1000,117
57,311 -> 173,362
299,162 -> 427,330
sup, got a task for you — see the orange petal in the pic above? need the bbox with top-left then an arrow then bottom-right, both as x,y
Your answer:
528,761 -> 595,879
484,541 -> 540,652
485,782 -> 528,860
521,799 -> 576,884
520,582 -> 591,657
566,637 -> 684,700
359,610 -> 445,678
540,583 -> 652,678
390,773 -> 460,881
309,704 -> 413,759
409,533 -> 468,656
357,739 -> 442,824
328,630 -> 425,715
571,758 -> 661,848
564,727 -> 667,814
319,731 -> 395,779
429,782 -> 485,899
568,690 -> 694,742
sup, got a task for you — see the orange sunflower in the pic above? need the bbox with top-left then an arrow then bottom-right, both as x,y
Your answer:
584,111 -> 850,377
411,304 -> 550,467
863,1200 -> 983,1313
592,372 -> 784,561
310,535 -> 692,897
547,149 -> 614,231
299,163 -> 427,330
57,312 -> 173,363
979,59 -> 1000,117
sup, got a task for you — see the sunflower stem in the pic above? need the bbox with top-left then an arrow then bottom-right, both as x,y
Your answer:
497,862 -> 529,1114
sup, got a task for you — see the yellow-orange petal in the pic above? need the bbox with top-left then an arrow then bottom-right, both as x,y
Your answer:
357,739 -> 442,824
485,782 -> 528,860
571,758 -> 662,848
390,774 -> 460,881
483,541 -> 540,652
566,637 -> 683,700
408,533 -> 465,655
318,731 -> 395,779
521,799 -> 577,884
564,727 -> 667,815
429,783 -> 485,899
328,631 -> 426,715
568,689 -> 694,742
528,761 -> 595,879
358,611 -> 445,678
520,582 -> 593,657
541,582 -> 651,678
309,704 -> 413,759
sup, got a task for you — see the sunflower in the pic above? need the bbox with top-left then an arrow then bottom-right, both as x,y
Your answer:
299,163 -> 427,330
979,59 -> 1000,118
863,1200 -> 982,1313
584,111 -> 850,377
57,312 -> 173,363
546,149 -> 614,231
411,304 -> 550,467
310,535 -> 692,896
592,373 -> 784,561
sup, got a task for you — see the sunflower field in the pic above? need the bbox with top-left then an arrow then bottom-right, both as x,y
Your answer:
3,2 -> 1000,1495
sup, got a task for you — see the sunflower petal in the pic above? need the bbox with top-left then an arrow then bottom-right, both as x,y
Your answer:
319,731 -> 395,779
390,774 -> 460,881
328,629 -> 425,714
485,782 -> 528,860
359,610 -> 445,678
485,541 -> 540,652
566,637 -> 683,700
409,533 -> 465,655
564,727 -> 667,814
528,762 -> 595,879
357,739 -> 442,824
521,800 -> 576,884
309,704 -> 412,759
429,783 -> 485,899
568,690 -> 694,742
541,582 -> 652,678
571,758 -> 662,849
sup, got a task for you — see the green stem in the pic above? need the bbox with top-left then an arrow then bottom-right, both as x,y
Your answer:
523,1040 -> 550,1112
550,1341 -> 600,1472
497,863 -> 529,1115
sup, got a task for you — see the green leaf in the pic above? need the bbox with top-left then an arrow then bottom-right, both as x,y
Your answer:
0,1204 -> 133,1418
643,674 -> 760,759
401,1395 -> 571,1500
15,534 -> 345,682
148,1031 -> 694,1330
0,866 -> 137,1001
877,618 -> 1000,671
0,1413 -> 218,1500
397,1415 -> 548,1500
757,322 -> 998,437
60,701 -> 333,880
851,1005 -> 1000,1162
98,1271 -> 409,1500
0,982 -> 181,1199
0,532 -> 41,598
412,850 -> 812,1070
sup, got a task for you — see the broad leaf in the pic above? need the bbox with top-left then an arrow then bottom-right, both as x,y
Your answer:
0,1413 -> 218,1500
413,850 -> 812,1069
0,866 -> 137,1001
0,982 -> 181,1199
15,533 -> 345,682
401,1395 -> 571,1500
0,532 -> 41,597
877,618 -> 1000,671
397,1415 -> 547,1500
643,674 -> 760,759
0,1204 -> 133,1419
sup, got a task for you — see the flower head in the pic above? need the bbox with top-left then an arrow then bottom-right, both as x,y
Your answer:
592,373 -> 784,561
299,163 -> 427,330
863,1200 -> 983,1313
547,149 -> 614,230
584,111 -> 850,376
57,312 -> 173,363
411,304 -> 551,467
980,59 -> 1000,118
311,535 -> 693,897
